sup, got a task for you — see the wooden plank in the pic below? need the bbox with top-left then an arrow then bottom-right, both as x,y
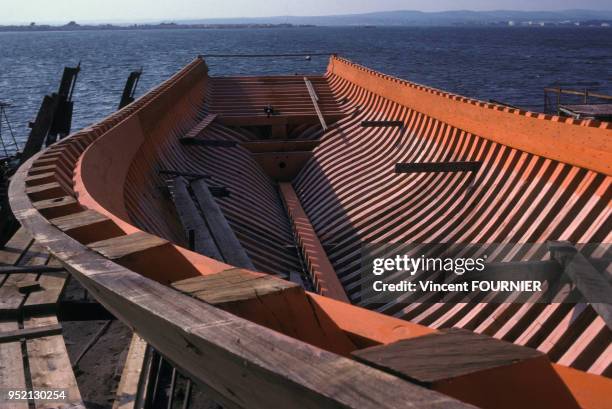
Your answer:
171,177 -> 222,259
353,328 -> 544,385
25,182 -> 66,202
395,161 -> 482,174
113,334 -> 147,409
0,320 -> 28,409
50,209 -> 123,244
361,120 -> 403,128
88,232 -> 168,261
87,232 -> 198,284
240,139 -> 321,153
24,315 -> 85,409
549,242 -> 612,330
190,178 -> 255,270
0,241 -> 49,316
0,265 -> 64,274
23,258 -> 68,313
173,268 -> 297,305
0,228 -> 32,266
183,114 -> 218,139
352,328 -> 580,409
0,323 -> 62,343
173,268 -> 356,357
32,196 -> 81,219
304,77 -> 328,131
279,183 -> 349,302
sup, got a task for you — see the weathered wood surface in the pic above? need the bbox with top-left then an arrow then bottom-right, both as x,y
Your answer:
0,241 -> 48,316
0,227 -> 81,409
0,320 -> 28,409
190,178 -> 255,269
0,265 -> 64,274
549,242 -> 612,330
171,177 -> 222,259
0,323 -> 63,343
353,328 -> 544,384
172,269 -> 356,356
24,314 -> 85,409
24,258 -> 68,312
352,328 -> 581,409
50,209 -> 123,244
113,334 -> 147,409
173,268 -> 299,305
32,196 -> 81,219
88,231 -> 169,260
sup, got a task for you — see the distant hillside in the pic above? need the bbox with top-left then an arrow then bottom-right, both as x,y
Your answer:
177,9 -> 612,26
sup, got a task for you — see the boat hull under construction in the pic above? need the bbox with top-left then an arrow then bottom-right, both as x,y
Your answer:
9,56 -> 612,409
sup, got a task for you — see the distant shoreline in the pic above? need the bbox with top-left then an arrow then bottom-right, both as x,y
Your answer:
0,22 -> 316,33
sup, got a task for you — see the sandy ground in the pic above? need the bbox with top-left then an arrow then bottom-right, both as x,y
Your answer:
60,276 -> 221,409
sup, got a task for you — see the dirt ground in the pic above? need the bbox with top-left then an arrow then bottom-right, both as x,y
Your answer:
61,276 -> 132,409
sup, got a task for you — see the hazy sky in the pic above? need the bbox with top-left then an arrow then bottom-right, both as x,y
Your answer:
2,0 -> 611,24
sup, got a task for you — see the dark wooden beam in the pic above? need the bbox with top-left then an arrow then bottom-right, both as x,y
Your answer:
159,169 -> 211,179
179,138 -> 238,147
0,265 -> 64,274
0,323 -> 63,343
361,120 -> 404,128
395,161 -> 482,174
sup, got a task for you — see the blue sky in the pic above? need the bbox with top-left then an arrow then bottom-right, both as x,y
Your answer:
2,0 -> 611,24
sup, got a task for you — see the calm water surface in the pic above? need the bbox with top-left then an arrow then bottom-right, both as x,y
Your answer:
0,26 -> 610,152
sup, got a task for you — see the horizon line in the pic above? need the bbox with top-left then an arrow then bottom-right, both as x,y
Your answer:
2,8 -> 612,26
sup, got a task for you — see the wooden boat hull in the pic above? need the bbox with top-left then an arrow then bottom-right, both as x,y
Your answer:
9,56 -> 612,408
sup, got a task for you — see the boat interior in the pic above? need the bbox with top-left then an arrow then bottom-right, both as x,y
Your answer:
9,55 -> 612,409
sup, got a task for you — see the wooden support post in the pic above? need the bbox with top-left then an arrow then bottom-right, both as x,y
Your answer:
21,94 -> 60,164
113,334 -> 148,409
119,69 -> 142,109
